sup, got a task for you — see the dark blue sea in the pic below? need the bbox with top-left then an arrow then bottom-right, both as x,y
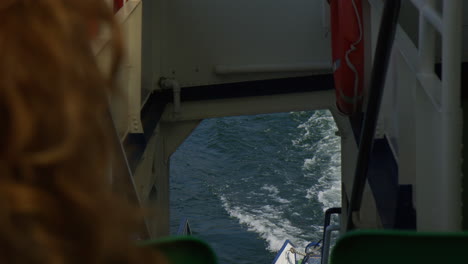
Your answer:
170,110 -> 341,264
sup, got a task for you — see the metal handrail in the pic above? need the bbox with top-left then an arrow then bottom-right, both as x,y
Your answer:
322,225 -> 340,264
321,208 -> 341,255
345,0 -> 401,231
321,208 -> 341,264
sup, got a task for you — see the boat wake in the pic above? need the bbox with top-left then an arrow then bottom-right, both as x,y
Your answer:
218,110 -> 341,253
220,195 -> 318,252
296,111 -> 341,211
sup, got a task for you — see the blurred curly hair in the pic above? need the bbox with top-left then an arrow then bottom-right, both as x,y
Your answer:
0,0 -> 165,263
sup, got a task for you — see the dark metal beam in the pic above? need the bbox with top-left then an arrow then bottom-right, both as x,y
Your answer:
346,0 -> 402,231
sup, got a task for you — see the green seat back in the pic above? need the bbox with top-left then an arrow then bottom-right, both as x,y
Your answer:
331,230 -> 468,264
139,236 -> 217,264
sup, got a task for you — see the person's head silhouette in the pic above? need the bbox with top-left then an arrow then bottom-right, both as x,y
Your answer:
0,1 -> 166,263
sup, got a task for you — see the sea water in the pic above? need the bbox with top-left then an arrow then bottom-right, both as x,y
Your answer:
170,110 -> 341,264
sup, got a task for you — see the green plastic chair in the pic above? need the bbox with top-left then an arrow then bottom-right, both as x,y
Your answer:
330,230 -> 468,264
139,236 -> 217,264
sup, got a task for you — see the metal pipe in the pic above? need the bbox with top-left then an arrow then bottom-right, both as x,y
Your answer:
172,81 -> 181,113
346,0 -> 401,231
214,63 -> 332,75
321,225 -> 340,264
160,78 -> 181,113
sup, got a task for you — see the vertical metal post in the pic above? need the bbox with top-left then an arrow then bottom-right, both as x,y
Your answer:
441,0 -> 463,230
418,0 -> 436,74
442,0 -> 462,110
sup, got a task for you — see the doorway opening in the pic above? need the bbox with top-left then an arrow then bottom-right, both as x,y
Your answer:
170,110 -> 341,264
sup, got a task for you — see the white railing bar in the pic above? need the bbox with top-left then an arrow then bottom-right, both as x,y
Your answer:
410,0 -> 443,33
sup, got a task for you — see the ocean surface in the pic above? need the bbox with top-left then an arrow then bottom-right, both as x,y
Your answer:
170,110 -> 341,264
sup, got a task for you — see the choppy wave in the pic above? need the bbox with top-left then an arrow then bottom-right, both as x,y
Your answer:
261,184 -> 290,204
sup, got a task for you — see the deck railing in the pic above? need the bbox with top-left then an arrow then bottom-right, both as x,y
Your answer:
357,0 -> 463,231
409,0 -> 463,231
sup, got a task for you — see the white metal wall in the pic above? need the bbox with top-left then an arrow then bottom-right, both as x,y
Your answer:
95,0 -> 143,139
143,0 -> 332,89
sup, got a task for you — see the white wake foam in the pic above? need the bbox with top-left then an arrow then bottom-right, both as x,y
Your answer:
220,196 -> 316,252
261,184 -> 290,204
261,184 -> 279,195
218,110 -> 341,253
296,110 -> 342,210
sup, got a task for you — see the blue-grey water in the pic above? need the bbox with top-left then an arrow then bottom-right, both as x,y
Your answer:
170,110 -> 341,264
